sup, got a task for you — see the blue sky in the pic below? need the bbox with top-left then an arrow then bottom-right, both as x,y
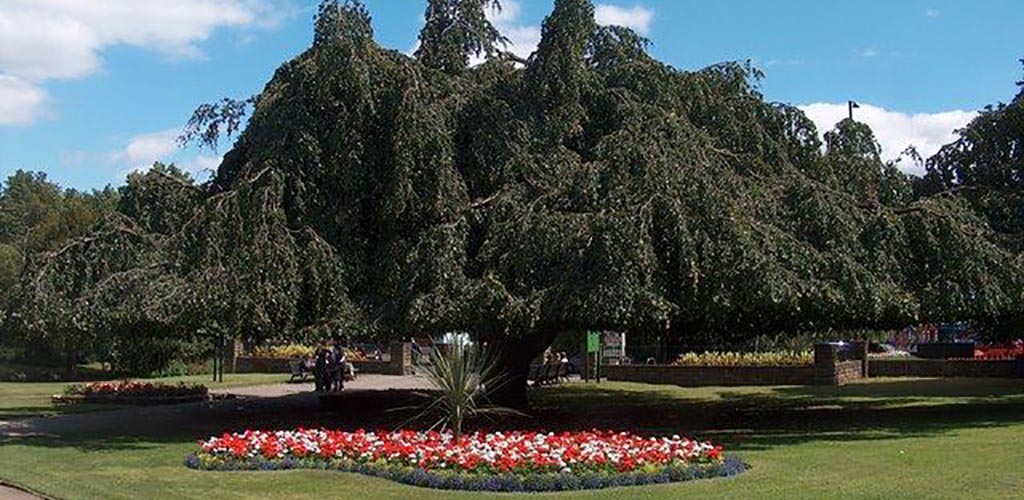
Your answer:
1,0 -> 1022,190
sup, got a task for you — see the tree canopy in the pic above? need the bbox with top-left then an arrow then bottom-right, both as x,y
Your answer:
8,0 -> 1023,398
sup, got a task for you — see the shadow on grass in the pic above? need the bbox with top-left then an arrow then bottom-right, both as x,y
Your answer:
0,390 -> 467,453
0,403 -> 131,420
2,378 -> 1023,456
0,362 -> 114,383
528,378 -> 1024,451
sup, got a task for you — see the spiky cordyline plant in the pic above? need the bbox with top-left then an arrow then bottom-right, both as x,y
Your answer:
414,341 -> 521,439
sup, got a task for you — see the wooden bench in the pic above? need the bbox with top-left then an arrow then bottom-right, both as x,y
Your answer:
288,359 -> 311,383
528,363 -> 570,386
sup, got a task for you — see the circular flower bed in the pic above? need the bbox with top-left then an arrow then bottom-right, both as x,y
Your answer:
186,429 -> 745,491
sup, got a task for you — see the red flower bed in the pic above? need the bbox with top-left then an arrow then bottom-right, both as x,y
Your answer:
193,428 -> 731,477
65,379 -> 208,398
974,340 -> 1024,360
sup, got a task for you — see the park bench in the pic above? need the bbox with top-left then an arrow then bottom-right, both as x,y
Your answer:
528,363 -> 570,387
288,359 -> 311,383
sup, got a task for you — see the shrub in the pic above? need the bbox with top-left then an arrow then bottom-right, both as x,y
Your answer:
673,350 -> 813,367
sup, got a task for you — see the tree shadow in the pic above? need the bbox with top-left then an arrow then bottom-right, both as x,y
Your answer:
527,378 -> 1024,451
2,379 -> 1022,456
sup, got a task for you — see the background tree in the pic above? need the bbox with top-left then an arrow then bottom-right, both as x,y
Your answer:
0,171 -> 117,363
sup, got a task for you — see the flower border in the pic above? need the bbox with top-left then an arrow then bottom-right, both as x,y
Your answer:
184,453 -> 746,492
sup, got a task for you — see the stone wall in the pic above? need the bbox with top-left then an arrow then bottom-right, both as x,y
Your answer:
234,343 -> 412,376
834,360 -> 865,385
870,358 -> 1023,378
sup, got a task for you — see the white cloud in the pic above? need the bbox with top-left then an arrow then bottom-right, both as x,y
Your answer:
415,2 -> 655,65
798,102 -> 977,175
110,129 -> 180,171
0,0 -> 287,126
469,1 -> 653,64
859,47 -> 878,58
925,8 -> 940,18
0,75 -> 47,125
477,0 -> 541,62
764,58 -> 803,68
594,5 -> 654,35
109,128 -> 219,182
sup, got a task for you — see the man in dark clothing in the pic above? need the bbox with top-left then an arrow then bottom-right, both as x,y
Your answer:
331,341 -> 346,392
313,346 -> 332,393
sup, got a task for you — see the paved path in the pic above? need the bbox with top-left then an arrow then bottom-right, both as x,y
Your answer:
0,374 -> 430,439
0,484 -> 47,500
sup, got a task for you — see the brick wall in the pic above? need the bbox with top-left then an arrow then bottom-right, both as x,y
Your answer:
870,358 -> 1023,378
604,343 -> 869,387
833,360 -> 865,385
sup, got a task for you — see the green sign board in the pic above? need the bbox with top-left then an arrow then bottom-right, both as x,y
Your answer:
586,331 -> 600,353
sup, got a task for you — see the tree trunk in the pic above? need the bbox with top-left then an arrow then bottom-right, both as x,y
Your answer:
65,351 -> 79,380
487,331 -> 558,409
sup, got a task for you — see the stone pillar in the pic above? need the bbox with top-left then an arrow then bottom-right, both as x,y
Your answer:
230,337 -> 244,373
390,342 -> 412,375
849,341 -> 870,379
814,343 -> 839,385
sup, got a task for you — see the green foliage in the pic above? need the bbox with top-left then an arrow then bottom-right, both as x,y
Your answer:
179,98 -> 254,150
0,170 -> 118,363
415,341 -> 517,438
673,350 -> 813,367
416,0 -> 506,74
924,64 -> 1024,253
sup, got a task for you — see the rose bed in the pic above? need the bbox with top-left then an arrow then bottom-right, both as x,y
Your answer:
186,429 -> 745,492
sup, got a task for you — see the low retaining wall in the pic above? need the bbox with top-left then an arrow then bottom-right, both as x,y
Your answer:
234,343 -> 412,376
870,358 -> 1023,378
605,343 -> 869,387
603,364 -> 820,386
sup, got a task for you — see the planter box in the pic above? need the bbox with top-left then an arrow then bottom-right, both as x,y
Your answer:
52,393 -> 209,406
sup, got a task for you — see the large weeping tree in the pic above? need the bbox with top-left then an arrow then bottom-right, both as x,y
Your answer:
11,0 -> 1023,404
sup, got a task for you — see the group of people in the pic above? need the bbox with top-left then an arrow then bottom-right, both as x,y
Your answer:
544,351 -> 570,365
304,340 -> 353,393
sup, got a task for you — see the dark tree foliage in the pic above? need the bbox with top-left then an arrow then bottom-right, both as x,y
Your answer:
179,97 -> 254,150
416,0 -> 507,74
12,1 -> 1024,401
920,61 -> 1024,337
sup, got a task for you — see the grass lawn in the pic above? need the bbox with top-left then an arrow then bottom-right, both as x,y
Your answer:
0,373 -> 291,419
0,377 -> 1022,499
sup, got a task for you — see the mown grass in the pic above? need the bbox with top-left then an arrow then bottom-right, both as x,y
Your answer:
0,377 -> 1022,500
0,372 -> 290,419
